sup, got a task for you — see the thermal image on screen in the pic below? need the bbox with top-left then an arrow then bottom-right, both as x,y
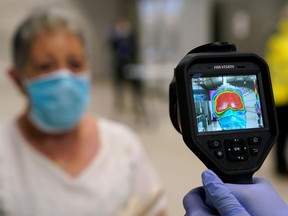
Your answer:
192,75 -> 264,133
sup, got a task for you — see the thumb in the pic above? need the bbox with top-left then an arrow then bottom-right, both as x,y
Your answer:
202,170 -> 250,216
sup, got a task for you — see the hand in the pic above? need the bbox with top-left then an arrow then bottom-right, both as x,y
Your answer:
183,186 -> 221,216
183,170 -> 249,216
183,169 -> 288,216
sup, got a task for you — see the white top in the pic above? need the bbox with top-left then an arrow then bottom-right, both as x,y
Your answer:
0,118 -> 165,216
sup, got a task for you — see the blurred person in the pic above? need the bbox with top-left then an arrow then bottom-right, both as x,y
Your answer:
0,7 -> 166,216
183,169 -> 288,216
265,4 -> 288,175
108,17 -> 146,122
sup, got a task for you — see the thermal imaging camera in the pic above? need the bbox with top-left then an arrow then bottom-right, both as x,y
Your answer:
169,42 -> 278,183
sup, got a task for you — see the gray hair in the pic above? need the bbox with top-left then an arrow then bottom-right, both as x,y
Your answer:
12,7 -> 86,71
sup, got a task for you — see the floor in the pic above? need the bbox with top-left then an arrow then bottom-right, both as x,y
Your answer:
0,71 -> 288,216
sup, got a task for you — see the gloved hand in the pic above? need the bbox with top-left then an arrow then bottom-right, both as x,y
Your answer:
183,169 -> 288,216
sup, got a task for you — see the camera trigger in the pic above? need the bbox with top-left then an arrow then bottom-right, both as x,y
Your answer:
187,42 -> 236,54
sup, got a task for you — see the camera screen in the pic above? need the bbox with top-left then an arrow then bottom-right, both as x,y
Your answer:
191,74 -> 264,133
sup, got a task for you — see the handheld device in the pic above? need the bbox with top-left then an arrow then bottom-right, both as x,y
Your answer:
169,42 -> 278,183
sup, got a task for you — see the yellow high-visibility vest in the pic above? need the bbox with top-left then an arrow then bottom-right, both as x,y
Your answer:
265,20 -> 288,106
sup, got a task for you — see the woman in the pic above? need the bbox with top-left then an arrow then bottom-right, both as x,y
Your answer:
0,8 -> 166,216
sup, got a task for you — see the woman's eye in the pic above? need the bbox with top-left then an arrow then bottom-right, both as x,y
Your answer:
69,60 -> 84,71
35,63 -> 54,72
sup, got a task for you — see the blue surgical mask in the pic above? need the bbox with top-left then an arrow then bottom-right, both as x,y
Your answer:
24,69 -> 90,134
218,109 -> 247,130
218,115 -> 247,130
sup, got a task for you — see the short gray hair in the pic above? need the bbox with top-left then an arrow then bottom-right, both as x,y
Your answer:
12,7 -> 86,71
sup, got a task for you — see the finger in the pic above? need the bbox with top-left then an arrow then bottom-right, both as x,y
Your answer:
202,170 -> 250,216
183,187 -> 218,216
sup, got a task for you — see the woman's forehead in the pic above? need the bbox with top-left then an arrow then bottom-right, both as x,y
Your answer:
29,29 -> 86,58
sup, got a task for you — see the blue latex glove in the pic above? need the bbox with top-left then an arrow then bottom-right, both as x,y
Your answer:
183,169 -> 288,216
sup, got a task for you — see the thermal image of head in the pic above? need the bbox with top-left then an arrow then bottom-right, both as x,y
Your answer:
212,84 -> 246,130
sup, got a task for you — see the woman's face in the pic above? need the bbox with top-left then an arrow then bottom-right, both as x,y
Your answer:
23,29 -> 88,79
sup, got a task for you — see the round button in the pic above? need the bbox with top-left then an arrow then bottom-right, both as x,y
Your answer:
248,137 -> 261,145
208,140 -> 222,149
214,150 -> 224,159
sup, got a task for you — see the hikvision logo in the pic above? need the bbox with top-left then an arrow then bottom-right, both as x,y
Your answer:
213,65 -> 235,69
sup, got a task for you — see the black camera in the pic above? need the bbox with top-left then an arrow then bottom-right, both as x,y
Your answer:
169,42 -> 278,183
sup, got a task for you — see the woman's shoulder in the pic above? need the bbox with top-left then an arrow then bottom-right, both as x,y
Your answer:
0,118 -> 20,158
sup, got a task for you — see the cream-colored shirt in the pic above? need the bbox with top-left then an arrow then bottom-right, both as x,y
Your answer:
0,118 -> 165,216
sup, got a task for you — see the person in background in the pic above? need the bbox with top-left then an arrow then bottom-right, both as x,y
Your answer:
183,169 -> 288,216
108,17 -> 146,122
0,7 -> 166,216
265,4 -> 288,175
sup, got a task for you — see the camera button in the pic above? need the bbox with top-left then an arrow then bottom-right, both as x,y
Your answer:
228,138 -> 242,144
214,150 -> 224,159
248,137 -> 261,145
250,147 -> 260,155
231,144 -> 244,156
225,140 -> 248,162
230,155 -> 248,161
208,140 -> 222,149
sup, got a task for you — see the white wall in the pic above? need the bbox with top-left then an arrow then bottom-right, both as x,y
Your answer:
137,0 -> 212,92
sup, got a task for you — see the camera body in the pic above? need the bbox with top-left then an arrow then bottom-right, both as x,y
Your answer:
169,43 -> 278,183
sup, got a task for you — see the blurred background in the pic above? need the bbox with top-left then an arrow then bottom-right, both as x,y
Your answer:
0,0 -> 288,215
